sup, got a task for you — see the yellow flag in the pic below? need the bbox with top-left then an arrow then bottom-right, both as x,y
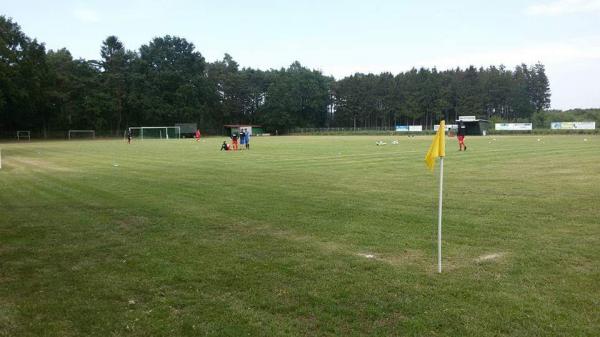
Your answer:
425,120 -> 446,171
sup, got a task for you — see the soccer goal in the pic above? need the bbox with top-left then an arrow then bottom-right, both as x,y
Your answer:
127,127 -> 181,140
68,130 -> 96,140
17,130 -> 31,141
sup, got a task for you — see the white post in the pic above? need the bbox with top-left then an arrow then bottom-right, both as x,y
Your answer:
437,157 -> 444,273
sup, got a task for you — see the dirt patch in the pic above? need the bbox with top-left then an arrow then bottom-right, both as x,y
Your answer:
269,230 -> 347,254
234,223 -> 427,268
378,249 -> 426,266
273,229 -> 427,267
475,252 -> 505,263
117,216 -> 149,231
0,301 -> 18,335
374,311 -> 407,328
8,157 -> 75,172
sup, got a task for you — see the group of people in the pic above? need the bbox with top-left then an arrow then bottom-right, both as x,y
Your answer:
221,128 -> 250,151
125,124 -> 466,152
125,126 -> 255,151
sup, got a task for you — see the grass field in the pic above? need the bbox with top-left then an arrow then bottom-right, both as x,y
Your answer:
0,135 -> 598,336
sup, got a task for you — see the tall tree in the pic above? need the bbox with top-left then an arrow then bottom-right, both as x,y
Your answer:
100,36 -> 129,134
260,62 -> 331,131
136,35 -> 209,126
0,16 -> 31,131
529,62 -> 551,112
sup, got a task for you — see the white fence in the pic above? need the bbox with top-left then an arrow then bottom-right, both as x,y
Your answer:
495,123 -> 533,131
551,122 -> 595,130
434,124 -> 458,131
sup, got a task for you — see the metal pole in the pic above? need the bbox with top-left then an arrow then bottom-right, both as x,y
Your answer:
438,157 -> 444,273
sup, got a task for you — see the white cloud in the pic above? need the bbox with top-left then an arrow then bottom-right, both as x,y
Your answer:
73,9 -> 100,23
421,38 -> 600,70
526,0 -> 600,16
317,37 -> 600,79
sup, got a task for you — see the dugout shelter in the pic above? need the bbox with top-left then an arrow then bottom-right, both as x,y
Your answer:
224,124 -> 264,136
456,116 -> 489,135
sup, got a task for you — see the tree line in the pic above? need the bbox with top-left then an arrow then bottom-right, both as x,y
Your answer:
535,108 -> 600,128
1,15 -> 553,137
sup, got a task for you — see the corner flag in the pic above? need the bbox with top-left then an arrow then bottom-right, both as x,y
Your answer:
425,120 -> 446,273
425,120 -> 446,171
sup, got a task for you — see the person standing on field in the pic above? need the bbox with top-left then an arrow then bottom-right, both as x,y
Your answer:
231,132 -> 239,151
126,128 -> 132,144
457,121 -> 467,151
239,129 -> 246,149
195,129 -> 201,141
244,129 -> 250,149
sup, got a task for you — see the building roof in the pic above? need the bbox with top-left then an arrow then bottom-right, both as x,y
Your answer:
455,119 -> 489,122
223,124 -> 262,128
457,116 -> 488,122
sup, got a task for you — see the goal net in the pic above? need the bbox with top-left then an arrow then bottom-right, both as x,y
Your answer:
17,130 -> 31,141
68,130 -> 96,140
127,127 -> 181,140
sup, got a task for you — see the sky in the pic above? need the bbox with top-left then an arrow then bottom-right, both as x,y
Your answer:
3,0 -> 600,109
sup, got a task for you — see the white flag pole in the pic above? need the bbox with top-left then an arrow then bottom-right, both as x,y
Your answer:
437,156 -> 444,273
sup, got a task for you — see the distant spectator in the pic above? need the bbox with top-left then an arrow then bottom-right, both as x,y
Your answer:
244,129 -> 250,149
457,121 -> 467,151
231,132 -> 239,151
239,129 -> 246,148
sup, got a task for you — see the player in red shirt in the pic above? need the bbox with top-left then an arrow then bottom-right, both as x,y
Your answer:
231,132 -> 239,151
457,121 -> 467,151
195,129 -> 201,141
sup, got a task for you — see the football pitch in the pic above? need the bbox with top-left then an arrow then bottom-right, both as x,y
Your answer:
0,135 -> 598,336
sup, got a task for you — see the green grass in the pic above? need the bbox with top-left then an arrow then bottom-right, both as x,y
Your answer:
0,135 -> 598,336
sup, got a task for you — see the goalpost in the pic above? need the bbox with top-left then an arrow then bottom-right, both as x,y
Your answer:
68,130 -> 96,140
17,131 -> 31,141
127,126 -> 181,140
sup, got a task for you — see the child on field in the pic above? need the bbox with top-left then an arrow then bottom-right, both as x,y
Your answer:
457,121 -> 467,151
244,129 -> 250,149
231,132 -> 239,151
239,129 -> 246,149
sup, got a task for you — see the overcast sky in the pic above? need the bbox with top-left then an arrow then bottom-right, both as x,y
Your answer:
4,0 -> 600,109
